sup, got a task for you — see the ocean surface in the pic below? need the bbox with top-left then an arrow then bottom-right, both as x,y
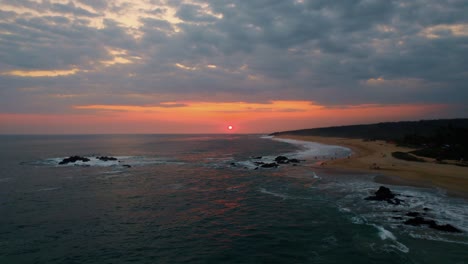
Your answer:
0,134 -> 467,263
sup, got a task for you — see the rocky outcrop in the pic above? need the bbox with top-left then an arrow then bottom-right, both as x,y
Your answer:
274,156 -> 301,164
365,187 -> 463,233
404,217 -> 462,233
97,156 -> 118,161
260,163 -> 279,168
275,156 -> 290,164
365,186 -> 404,205
59,156 -> 90,165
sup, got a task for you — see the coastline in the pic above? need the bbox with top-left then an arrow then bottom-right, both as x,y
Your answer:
276,135 -> 468,198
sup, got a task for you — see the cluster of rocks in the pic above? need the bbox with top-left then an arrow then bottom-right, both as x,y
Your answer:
404,213 -> 461,233
230,155 -> 302,170
365,186 -> 462,233
96,156 -> 118,161
58,156 -> 90,165
254,156 -> 301,169
58,155 -> 131,168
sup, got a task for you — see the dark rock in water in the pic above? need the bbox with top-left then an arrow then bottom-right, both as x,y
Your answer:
97,156 -> 118,161
423,207 -> 431,211
122,165 -> 132,168
275,156 -> 290,164
260,163 -> 279,168
374,186 -> 395,199
289,158 -> 300,163
406,212 -> 420,217
254,161 -> 265,165
252,156 -> 262,159
404,217 -> 462,233
431,224 -> 462,233
365,186 -> 403,205
404,216 -> 433,226
59,156 -> 90,165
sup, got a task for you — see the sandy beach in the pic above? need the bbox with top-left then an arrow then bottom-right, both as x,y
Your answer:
278,135 -> 468,198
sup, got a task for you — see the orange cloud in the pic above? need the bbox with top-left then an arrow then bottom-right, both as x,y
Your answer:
1,68 -> 80,77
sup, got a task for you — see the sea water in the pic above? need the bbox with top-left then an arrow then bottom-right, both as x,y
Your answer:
0,134 -> 467,263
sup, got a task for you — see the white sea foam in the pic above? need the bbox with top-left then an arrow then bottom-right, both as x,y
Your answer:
350,216 -> 365,225
373,224 -> 396,240
235,160 -> 260,170
36,187 -> 61,192
312,172 -> 320,179
372,224 -> 410,253
409,233 -> 468,245
259,188 -> 289,200
270,137 -> 352,160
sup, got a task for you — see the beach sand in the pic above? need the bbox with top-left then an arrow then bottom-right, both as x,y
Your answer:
278,135 -> 468,198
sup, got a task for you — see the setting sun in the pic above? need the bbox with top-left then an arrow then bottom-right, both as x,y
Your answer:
228,125 -> 233,130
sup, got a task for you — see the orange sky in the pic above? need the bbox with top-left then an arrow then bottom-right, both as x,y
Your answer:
0,101 -> 449,134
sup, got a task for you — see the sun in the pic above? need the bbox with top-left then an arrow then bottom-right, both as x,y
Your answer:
228,125 -> 233,130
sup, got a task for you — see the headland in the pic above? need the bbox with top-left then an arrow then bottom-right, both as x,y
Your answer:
271,119 -> 468,198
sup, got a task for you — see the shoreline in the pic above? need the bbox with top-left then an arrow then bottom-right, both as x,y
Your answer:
276,135 -> 468,198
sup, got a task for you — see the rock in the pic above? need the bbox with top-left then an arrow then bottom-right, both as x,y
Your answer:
404,216 -> 433,226
374,186 -> 394,199
275,156 -> 290,164
406,212 -> 420,217
404,217 -> 462,233
254,161 -> 265,165
252,156 -> 263,159
365,186 -> 403,205
122,165 -> 132,168
97,156 -> 118,161
260,163 -> 279,168
431,224 -> 462,233
59,156 -> 90,165
289,158 -> 300,163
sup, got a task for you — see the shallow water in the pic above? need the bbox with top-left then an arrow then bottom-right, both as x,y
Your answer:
0,134 -> 467,263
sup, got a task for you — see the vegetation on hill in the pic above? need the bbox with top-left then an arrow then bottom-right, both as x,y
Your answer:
271,119 -> 468,161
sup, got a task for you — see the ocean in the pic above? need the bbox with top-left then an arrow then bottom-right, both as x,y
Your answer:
0,134 -> 467,263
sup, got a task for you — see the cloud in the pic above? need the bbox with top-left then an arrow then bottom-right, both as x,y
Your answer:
50,2 -> 100,17
0,0 -> 467,128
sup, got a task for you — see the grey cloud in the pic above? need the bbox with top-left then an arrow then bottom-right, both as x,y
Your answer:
78,0 -> 108,11
50,2 -> 100,17
175,4 -> 218,22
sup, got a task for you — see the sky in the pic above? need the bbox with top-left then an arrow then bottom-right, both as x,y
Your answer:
0,0 -> 467,134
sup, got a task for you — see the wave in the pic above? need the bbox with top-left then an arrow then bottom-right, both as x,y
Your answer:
259,188 -> 289,200
372,224 -> 410,253
269,137 -> 352,160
